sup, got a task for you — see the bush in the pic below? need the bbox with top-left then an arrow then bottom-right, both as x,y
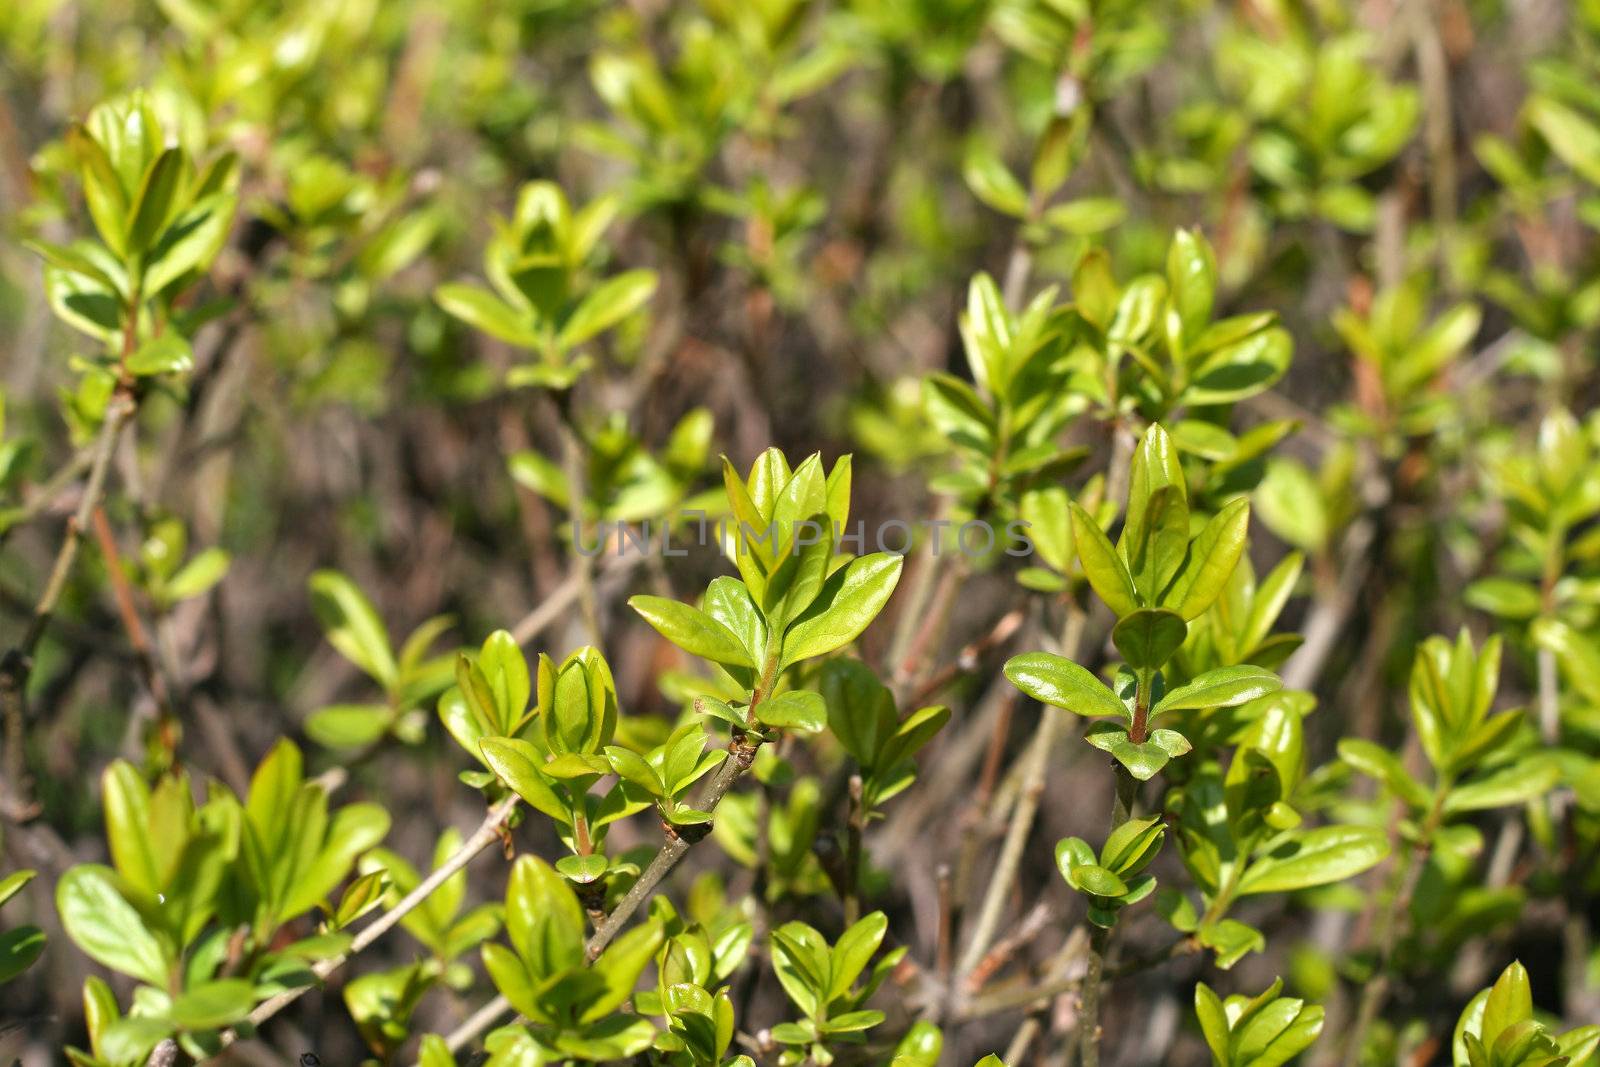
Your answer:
1,2 -> 1599,1065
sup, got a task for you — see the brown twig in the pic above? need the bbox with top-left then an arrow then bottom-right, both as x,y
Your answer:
954,603 -> 1086,984
90,508 -> 174,717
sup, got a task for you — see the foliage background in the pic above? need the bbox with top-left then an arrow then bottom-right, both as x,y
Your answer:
2,0 -> 1599,1064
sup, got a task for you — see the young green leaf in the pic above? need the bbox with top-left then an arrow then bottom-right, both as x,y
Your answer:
1165,500 -> 1251,620
1070,503 -> 1140,617
1237,826 -> 1388,895
1111,609 -> 1188,670
1154,665 -> 1282,714
629,595 -> 757,668
779,552 -> 903,668
1004,653 -> 1126,718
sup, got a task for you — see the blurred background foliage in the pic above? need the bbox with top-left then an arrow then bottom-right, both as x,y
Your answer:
4,0 -> 1600,1063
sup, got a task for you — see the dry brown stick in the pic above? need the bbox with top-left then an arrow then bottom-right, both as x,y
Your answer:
903,607 -> 1025,708
1281,513 -> 1377,692
891,555 -> 964,703
962,901 -> 1055,996
883,502 -> 951,684
510,552 -> 645,647
1409,0 -> 1458,278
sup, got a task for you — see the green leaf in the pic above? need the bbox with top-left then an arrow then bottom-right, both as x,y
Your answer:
67,124 -> 129,257
605,745 -> 665,796
962,140 -> 1029,217
1536,408 -> 1586,495
771,923 -> 828,1016
1337,739 -> 1431,809
144,189 -> 237,294
1255,459 -> 1328,554
306,704 -> 394,749
435,282 -> 538,347
169,978 -> 254,1030
125,334 -> 194,377
1004,653 -> 1126,718
1199,920 -> 1265,970
23,238 -> 122,292
418,1034 -> 456,1067
555,853 -> 609,884
0,870 -> 35,910
1071,503 -> 1140,616
0,926 -> 44,983
1237,826 -> 1389,895
309,570 -> 397,689
98,1018 -> 174,1065
55,865 -> 170,987
1154,665 -> 1282,714
1067,863 -> 1129,897
1166,228 -> 1216,343
1195,982 -> 1231,1063
630,595 -> 756,668
101,762 -> 158,896
1112,609 -> 1188,670
1100,815 -> 1166,876
558,269 -> 657,348
507,360 -> 588,391
1464,578 -> 1541,620
126,147 -> 185,257
1044,197 -> 1126,235
482,940 -> 539,1021
961,273 -> 1012,393
1084,722 -> 1191,781
827,1009 -> 886,1033
1480,961 -> 1532,1050
478,629 -> 532,732
829,911 -> 887,999
480,738 -> 571,824
756,690 -> 827,732
1165,500 -> 1251,620
1528,96 -> 1600,184
1444,759 -> 1561,813
1532,619 -> 1600,707
504,855 -> 585,979
164,547 -> 230,601
585,918 -> 666,1022
780,552 -> 903,668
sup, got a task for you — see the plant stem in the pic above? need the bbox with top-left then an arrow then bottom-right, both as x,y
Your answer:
2,392 -> 134,807
1076,670 -> 1147,1067
440,723 -> 767,1057
553,401 -> 602,647
589,735 -> 758,958
0,445 -> 94,549
1075,924 -> 1113,1067
1340,789 -> 1448,1067
90,507 -> 176,733
159,793 -> 521,1063
842,773 -> 864,925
